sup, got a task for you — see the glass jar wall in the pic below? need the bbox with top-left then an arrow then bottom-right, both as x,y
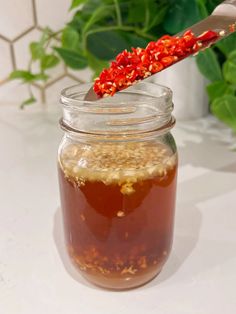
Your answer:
58,83 -> 178,290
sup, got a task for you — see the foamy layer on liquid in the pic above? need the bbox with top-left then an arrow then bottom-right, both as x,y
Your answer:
59,142 -> 177,194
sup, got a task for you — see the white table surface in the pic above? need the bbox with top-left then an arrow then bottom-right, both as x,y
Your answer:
1,105 -> 236,314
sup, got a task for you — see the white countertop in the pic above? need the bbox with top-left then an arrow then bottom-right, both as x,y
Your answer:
1,105 -> 236,314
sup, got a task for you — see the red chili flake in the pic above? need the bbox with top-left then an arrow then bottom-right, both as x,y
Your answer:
197,30 -> 218,42
229,23 -> 236,33
161,56 -> 176,67
182,30 -> 197,48
149,62 -> 164,74
93,29 -> 219,98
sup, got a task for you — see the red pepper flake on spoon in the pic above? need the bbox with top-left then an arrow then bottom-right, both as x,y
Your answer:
93,30 -> 219,98
229,23 -> 236,32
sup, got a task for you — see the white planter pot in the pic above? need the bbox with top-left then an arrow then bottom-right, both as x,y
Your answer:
151,57 -> 209,120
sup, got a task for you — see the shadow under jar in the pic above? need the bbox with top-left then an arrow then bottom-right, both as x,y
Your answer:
58,82 -> 178,290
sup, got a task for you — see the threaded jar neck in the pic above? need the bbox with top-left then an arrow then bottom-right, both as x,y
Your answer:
60,82 -> 175,141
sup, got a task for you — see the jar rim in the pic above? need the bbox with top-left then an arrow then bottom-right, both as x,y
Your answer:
60,82 -> 174,138
60,82 -> 173,107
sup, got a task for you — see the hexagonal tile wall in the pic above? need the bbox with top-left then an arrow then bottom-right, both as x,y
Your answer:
45,76 -> 79,106
35,0 -> 72,31
67,68 -> 93,83
0,80 -> 41,106
14,29 -> 66,87
0,0 -> 92,105
0,0 -> 34,41
0,38 -> 12,81
14,29 -> 42,69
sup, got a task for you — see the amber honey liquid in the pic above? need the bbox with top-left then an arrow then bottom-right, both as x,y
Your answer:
58,142 -> 177,289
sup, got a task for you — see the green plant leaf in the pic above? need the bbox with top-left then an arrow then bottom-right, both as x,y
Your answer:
229,51 -> 236,59
145,3 -> 169,31
163,0 -> 201,34
86,52 -> 109,78
70,0 -> 87,10
40,54 -> 60,70
54,47 -> 87,69
87,30 -> 128,60
10,70 -> 38,82
223,51 -> 236,84
68,8 -> 91,31
83,4 -> 114,34
10,70 -> 35,81
121,32 -> 149,49
62,27 -> 79,50
40,27 -> 53,44
207,81 -> 235,103
196,0 -> 208,18
128,0 -> 168,31
211,95 -> 236,132
30,42 -> 44,60
69,1 -> 115,33
10,70 -> 48,82
34,73 -> 49,81
196,49 -> 223,82
206,0 -> 222,13
128,0 -> 154,24
69,11 -> 87,32
216,33 -> 236,57
20,96 -> 36,109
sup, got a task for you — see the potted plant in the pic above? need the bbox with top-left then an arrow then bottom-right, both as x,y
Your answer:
9,0 -> 236,132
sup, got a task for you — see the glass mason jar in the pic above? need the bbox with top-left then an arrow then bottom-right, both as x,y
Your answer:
58,82 -> 178,290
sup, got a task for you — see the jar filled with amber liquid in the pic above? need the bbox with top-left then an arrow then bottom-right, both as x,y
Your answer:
58,82 -> 178,290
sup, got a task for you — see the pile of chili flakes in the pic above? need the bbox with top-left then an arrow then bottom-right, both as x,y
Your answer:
93,30 -> 219,97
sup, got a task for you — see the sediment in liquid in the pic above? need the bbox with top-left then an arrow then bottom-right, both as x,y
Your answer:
58,141 -> 177,288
